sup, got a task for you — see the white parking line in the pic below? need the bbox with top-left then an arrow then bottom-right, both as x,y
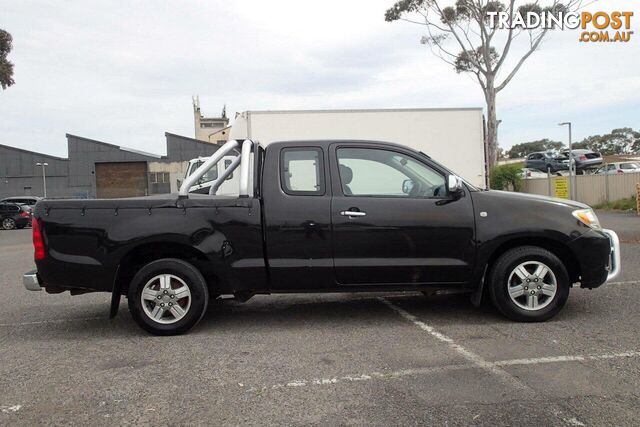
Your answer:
0,317 -> 105,327
378,297 -> 598,427
493,351 -> 640,366
378,297 -> 530,391
606,280 -> 640,286
0,405 -> 22,414
255,350 -> 640,392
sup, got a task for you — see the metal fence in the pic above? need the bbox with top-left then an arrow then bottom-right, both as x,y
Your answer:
521,172 -> 640,206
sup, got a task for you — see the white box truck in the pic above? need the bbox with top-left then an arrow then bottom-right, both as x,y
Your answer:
229,108 -> 486,188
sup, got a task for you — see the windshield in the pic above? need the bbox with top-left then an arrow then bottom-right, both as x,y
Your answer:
416,152 -> 480,191
188,161 -> 218,185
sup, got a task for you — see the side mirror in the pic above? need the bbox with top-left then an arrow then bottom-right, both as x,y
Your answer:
447,175 -> 463,195
402,179 -> 414,194
176,179 -> 182,189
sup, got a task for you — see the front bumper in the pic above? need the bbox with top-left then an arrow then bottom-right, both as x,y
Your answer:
602,228 -> 621,282
23,271 -> 42,291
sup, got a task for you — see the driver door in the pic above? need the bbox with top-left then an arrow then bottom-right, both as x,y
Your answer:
329,143 -> 475,286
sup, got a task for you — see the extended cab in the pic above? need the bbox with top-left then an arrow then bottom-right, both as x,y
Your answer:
23,139 -> 621,335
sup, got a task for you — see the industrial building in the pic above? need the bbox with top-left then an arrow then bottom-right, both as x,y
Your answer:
1,101 -> 487,200
192,97 -> 230,143
0,133 -> 221,199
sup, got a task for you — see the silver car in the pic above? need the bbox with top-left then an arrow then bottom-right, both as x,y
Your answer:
561,149 -> 603,172
594,161 -> 640,174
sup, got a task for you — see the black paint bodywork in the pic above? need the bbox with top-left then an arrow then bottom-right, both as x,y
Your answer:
33,140 -> 612,308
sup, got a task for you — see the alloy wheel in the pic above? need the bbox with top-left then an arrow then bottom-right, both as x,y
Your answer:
507,261 -> 557,311
140,274 -> 192,324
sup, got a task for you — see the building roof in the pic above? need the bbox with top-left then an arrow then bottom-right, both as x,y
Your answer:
66,134 -> 164,158
244,107 -> 484,115
165,132 -> 226,146
0,143 -> 68,161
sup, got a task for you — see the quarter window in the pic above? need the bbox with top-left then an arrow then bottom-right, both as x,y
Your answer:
336,148 -> 447,198
280,148 -> 325,195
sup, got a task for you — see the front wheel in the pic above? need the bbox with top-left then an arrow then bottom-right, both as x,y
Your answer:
488,246 -> 569,322
127,258 -> 209,335
2,218 -> 16,230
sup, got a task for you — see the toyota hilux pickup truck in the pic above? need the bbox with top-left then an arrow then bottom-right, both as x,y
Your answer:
23,139 -> 621,335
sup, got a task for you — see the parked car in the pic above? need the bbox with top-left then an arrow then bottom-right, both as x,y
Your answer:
594,162 -> 640,174
524,152 -> 570,173
23,139 -> 620,335
0,202 -> 31,230
0,196 -> 43,207
560,149 -> 603,173
519,168 -> 555,179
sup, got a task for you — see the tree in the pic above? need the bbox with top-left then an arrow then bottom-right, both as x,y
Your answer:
0,29 -> 15,90
576,128 -> 640,155
506,138 -> 563,158
385,0 -> 581,167
490,163 -> 522,191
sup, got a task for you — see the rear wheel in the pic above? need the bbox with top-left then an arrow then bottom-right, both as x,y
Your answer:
2,218 -> 16,230
127,258 -> 209,335
488,246 -> 569,322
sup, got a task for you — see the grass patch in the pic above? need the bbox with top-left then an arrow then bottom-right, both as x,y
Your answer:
593,195 -> 637,211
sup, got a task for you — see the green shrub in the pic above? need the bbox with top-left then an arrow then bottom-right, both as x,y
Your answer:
490,163 -> 523,191
593,195 -> 637,211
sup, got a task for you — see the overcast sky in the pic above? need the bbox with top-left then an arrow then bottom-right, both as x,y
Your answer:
1,0 -> 639,158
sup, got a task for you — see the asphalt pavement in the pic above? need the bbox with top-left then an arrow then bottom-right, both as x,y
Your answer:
0,210 -> 639,426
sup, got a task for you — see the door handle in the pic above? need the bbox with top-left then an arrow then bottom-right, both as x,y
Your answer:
340,210 -> 366,217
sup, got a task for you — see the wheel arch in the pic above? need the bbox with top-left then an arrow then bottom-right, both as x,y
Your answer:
486,237 -> 581,284
110,241 -> 222,317
472,235 -> 581,307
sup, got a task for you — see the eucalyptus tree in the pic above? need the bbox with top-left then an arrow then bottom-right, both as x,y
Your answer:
0,29 -> 15,90
385,0 -> 583,166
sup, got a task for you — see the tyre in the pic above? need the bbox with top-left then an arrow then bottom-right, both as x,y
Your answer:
488,246 -> 569,322
127,258 -> 209,335
2,218 -> 16,230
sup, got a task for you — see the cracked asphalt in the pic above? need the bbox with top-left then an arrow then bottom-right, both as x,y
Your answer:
0,209 -> 639,426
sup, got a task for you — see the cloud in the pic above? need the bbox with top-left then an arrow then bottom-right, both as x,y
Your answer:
0,0 -> 638,157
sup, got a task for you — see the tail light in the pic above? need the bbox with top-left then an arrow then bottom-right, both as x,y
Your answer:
579,155 -> 587,161
19,210 -> 30,217
526,171 -> 531,177
32,217 -> 45,260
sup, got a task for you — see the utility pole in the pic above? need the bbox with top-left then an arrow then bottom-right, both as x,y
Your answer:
36,162 -> 48,198
558,122 -> 573,200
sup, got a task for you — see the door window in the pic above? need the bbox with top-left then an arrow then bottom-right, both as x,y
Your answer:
280,148 -> 325,195
336,148 -> 446,198
620,163 -> 639,170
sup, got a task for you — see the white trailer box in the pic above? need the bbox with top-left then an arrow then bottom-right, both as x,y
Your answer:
230,108 -> 486,188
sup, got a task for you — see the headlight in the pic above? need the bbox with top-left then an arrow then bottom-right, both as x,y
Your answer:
572,209 -> 601,229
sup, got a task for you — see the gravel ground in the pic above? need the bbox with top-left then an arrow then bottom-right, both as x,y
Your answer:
0,210 -> 639,426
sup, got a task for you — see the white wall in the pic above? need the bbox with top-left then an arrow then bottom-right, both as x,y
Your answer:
231,108 -> 486,188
